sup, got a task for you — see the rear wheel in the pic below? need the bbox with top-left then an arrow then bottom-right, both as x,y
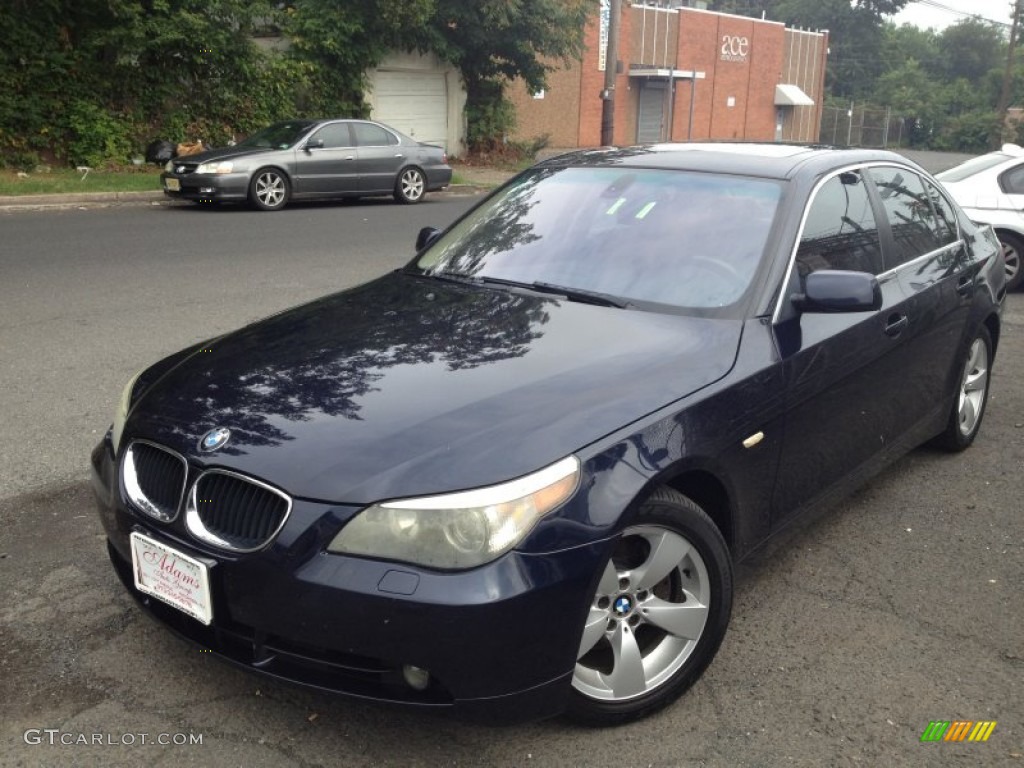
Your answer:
249,168 -> 290,211
997,231 -> 1023,291
566,487 -> 732,726
394,167 -> 426,204
932,326 -> 992,452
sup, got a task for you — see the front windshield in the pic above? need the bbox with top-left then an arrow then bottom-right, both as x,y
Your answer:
237,121 -> 316,150
416,166 -> 782,312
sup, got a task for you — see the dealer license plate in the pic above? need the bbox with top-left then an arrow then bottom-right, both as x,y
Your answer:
130,532 -> 213,625
165,177 -> 181,191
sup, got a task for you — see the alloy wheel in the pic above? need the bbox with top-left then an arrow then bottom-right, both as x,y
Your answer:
957,337 -> 989,437
399,169 -> 425,203
255,172 -> 286,209
573,525 -> 711,702
1002,240 -> 1021,286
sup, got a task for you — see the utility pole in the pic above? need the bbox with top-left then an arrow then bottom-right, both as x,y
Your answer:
600,0 -> 622,146
995,0 -> 1022,146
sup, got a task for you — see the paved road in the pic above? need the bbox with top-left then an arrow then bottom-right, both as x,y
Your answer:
1,198 -> 1021,767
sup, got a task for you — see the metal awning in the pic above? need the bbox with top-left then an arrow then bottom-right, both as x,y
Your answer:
630,67 -> 706,80
774,84 -> 814,107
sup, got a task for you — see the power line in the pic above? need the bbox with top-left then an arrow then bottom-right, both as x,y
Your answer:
904,0 -> 1012,27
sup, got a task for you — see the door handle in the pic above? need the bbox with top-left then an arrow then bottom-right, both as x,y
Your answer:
884,313 -> 909,337
394,153 -> 404,158
956,275 -> 973,296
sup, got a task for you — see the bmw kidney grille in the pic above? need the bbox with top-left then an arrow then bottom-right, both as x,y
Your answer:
122,440 -> 291,552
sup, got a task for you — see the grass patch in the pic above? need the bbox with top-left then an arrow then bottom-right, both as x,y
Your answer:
0,167 -> 163,196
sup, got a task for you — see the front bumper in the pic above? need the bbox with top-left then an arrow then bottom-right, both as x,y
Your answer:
92,437 -> 602,723
160,172 -> 250,203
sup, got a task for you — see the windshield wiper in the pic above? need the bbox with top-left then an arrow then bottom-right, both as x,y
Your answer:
530,281 -> 631,308
474,276 -> 630,308
410,271 -> 631,308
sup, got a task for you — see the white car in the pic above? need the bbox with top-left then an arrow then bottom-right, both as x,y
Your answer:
937,144 -> 1024,290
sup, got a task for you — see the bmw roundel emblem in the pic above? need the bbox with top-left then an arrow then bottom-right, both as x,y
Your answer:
199,427 -> 231,452
613,596 -> 632,617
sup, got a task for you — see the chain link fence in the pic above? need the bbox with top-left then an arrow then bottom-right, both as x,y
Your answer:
819,104 -> 912,148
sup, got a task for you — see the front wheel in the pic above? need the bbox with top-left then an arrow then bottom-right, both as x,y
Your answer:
394,167 -> 426,204
566,487 -> 733,726
932,326 -> 993,452
249,168 -> 290,211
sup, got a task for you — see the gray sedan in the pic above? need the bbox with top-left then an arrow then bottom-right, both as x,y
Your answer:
160,119 -> 452,211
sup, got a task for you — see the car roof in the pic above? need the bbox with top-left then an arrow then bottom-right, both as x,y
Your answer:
537,143 -> 922,181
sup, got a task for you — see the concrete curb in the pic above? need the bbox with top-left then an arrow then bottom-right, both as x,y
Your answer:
0,186 -> 493,210
0,190 -> 164,206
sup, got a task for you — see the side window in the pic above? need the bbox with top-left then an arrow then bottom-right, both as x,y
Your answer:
310,123 -> 353,149
868,167 -> 943,268
999,162 -> 1024,194
924,179 -> 958,246
796,171 -> 883,279
353,123 -> 397,147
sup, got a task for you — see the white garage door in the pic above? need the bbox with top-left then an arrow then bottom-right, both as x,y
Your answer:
372,71 -> 448,149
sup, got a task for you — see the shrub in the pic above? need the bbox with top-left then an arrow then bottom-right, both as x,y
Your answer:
64,101 -> 134,167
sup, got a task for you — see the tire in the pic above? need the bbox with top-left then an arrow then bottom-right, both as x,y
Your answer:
997,231 -> 1024,291
566,487 -> 733,726
249,168 -> 290,211
932,326 -> 993,452
394,167 -> 426,204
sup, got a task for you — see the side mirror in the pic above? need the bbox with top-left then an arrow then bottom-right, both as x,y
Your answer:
416,226 -> 442,251
793,270 -> 881,313
304,138 -> 324,151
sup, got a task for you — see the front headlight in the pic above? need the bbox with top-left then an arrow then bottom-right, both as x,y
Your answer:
195,161 -> 234,174
164,160 -> 174,173
328,456 -> 580,570
111,369 -> 144,456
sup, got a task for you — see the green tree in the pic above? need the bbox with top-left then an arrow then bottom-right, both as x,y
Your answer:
711,0 -> 910,98
0,0 -> 303,166
936,18 -> 1005,83
881,22 -> 939,76
282,0 -> 435,117
282,0 -> 590,150
402,0 -> 590,150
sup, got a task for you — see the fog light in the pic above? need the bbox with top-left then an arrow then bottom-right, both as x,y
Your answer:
402,664 -> 430,691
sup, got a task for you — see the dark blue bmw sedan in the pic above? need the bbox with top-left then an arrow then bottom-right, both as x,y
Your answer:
92,144 -> 1005,726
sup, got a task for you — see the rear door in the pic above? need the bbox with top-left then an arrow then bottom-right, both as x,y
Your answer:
353,122 -> 405,194
770,169 -> 915,525
866,166 -> 971,437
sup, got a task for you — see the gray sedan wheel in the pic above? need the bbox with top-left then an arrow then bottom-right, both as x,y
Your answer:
249,168 -> 290,211
567,487 -> 732,726
394,167 -> 426,204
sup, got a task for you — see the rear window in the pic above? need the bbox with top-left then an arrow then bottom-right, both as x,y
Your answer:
415,166 -> 783,313
936,153 -> 1012,183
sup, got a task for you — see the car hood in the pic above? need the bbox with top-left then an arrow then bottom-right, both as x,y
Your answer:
126,272 -> 743,503
174,145 -> 280,165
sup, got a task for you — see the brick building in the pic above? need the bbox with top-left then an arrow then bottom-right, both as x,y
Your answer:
509,2 -> 828,149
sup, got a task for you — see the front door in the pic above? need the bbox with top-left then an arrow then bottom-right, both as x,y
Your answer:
770,169 -> 915,525
292,122 -> 358,196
